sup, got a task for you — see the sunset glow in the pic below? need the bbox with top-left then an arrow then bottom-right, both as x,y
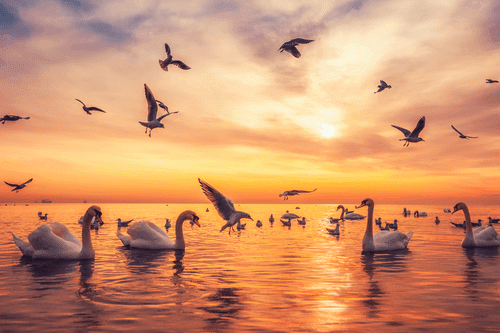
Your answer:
1,0 -> 499,204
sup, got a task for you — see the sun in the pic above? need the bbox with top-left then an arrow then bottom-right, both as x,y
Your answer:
319,123 -> 337,138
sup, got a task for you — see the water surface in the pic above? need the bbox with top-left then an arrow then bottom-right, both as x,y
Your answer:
1,203 -> 500,332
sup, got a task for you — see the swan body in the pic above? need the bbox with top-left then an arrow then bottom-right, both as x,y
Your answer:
337,205 -> 365,220
12,206 -> 103,259
356,198 -> 412,252
452,202 -> 500,248
281,213 -> 300,219
117,210 -> 199,250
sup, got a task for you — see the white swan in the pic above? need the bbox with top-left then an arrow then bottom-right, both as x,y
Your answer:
12,206 -> 103,259
116,210 -> 199,250
452,202 -> 500,248
337,205 -> 365,220
356,198 -> 413,252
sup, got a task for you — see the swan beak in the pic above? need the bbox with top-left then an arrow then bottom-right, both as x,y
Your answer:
192,215 -> 200,227
355,203 -> 365,209
93,209 -> 103,224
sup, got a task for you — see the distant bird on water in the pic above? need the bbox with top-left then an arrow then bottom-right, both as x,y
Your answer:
159,43 -> 191,71
156,100 -> 179,116
486,79 -> 499,83
278,38 -> 314,58
374,80 -> 392,93
4,178 -> 33,192
139,84 -> 170,137
279,188 -> 317,200
391,116 -> 426,147
75,99 -> 106,115
1,115 -> 30,124
198,178 -> 253,235
451,125 -> 477,139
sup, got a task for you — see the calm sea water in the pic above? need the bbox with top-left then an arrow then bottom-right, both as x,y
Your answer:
1,203 -> 500,332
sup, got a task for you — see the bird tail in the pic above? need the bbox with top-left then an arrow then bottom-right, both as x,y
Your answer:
12,233 -> 34,257
116,231 -> 131,246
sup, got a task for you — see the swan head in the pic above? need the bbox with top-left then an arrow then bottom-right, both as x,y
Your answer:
84,205 -> 103,224
452,202 -> 467,214
356,198 -> 374,209
336,205 -> 344,211
183,210 -> 200,227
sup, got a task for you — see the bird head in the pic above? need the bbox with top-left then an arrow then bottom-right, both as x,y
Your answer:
356,198 -> 374,209
452,203 -> 466,214
183,210 -> 200,227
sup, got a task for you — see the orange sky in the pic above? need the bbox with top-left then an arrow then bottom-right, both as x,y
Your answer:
1,0 -> 500,204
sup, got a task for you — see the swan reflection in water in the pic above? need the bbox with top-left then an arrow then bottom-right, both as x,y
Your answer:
463,247 -> 499,301
199,287 -> 244,331
360,251 -> 410,319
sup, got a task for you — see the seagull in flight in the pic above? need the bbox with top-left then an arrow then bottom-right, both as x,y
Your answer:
279,189 -> 317,200
159,43 -> 191,71
198,178 -> 253,235
451,125 -> 478,139
486,79 -> 499,83
139,84 -> 170,137
4,178 -> 33,192
278,38 -> 314,58
374,80 -> 392,93
156,100 -> 179,116
75,99 -> 106,115
1,115 -> 30,124
391,116 -> 426,147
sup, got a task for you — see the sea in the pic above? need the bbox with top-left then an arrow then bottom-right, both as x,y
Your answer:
1,202 -> 500,332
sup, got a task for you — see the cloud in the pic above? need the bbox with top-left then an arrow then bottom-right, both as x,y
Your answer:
0,1 -> 33,39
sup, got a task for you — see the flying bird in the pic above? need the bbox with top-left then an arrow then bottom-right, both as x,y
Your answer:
391,116 -> 426,147
486,79 -> 499,83
374,80 -> 392,93
279,188 -> 317,200
451,125 -> 477,139
139,84 -> 170,137
4,178 -> 33,192
198,178 -> 253,235
159,43 -> 191,71
75,99 -> 106,115
278,38 -> 314,58
1,115 -> 30,124
156,100 -> 179,116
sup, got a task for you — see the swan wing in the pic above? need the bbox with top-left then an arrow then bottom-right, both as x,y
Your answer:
373,230 -> 411,251
474,226 -> 500,246
126,221 -> 174,249
144,84 -> 158,122
391,124 -> 411,137
198,178 -> 236,221
27,224 -> 81,255
409,116 -> 425,137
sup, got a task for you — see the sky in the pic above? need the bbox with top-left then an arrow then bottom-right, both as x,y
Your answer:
1,0 -> 500,204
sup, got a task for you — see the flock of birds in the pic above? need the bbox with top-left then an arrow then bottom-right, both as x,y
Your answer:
4,38 -> 500,259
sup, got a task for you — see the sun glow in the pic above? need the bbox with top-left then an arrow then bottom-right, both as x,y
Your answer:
319,123 -> 337,138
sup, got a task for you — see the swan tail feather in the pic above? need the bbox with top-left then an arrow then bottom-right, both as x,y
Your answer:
12,233 -> 34,257
116,231 -> 132,246
404,231 -> 413,248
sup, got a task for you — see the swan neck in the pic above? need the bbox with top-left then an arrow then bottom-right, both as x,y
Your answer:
339,206 -> 345,219
80,210 -> 95,258
362,204 -> 375,251
174,212 -> 188,249
462,206 -> 473,236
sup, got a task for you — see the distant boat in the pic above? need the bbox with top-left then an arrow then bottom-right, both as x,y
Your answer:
41,199 -> 52,203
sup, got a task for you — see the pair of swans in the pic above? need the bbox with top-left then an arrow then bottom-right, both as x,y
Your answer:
12,207 -> 200,259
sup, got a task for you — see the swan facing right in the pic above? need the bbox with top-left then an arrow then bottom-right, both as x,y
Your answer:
356,198 -> 413,253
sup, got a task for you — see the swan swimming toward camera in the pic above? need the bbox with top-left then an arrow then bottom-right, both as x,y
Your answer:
12,206 -> 103,259
117,210 -> 199,250
356,198 -> 413,252
452,203 -> 500,248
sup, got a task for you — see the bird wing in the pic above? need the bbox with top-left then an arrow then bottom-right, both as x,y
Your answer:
86,107 -> 106,113
164,43 -> 171,57
198,178 -> 236,221
286,46 -> 301,58
156,113 -> 168,122
291,188 -> 317,194
391,124 -> 411,137
409,116 -> 425,137
451,125 -> 464,136
144,84 -> 158,122
4,181 -> 17,187
380,80 -> 387,86
291,38 -> 314,44
75,99 -> 85,106
170,60 -> 191,70
22,178 -> 33,185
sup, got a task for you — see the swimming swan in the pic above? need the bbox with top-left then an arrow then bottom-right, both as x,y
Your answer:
452,202 -> 500,248
337,205 -> 365,220
116,210 -> 199,250
12,206 -> 103,259
356,198 -> 413,253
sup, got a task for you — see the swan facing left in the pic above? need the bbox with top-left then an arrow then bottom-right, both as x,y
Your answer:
356,198 -> 413,253
116,210 -> 199,250
452,202 -> 500,248
12,206 -> 103,259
